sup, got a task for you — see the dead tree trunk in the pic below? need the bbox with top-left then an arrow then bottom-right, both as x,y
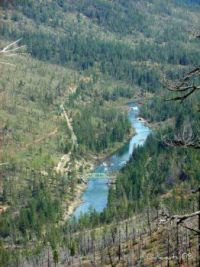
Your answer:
198,187 -> 200,267
176,222 -> 180,265
147,207 -> 152,237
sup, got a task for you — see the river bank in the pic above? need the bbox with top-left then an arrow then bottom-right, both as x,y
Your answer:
61,102 -> 136,220
73,102 -> 151,218
61,126 -> 135,221
62,100 -> 153,220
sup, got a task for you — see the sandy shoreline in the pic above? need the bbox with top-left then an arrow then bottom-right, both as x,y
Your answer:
62,127 -> 136,221
61,161 -> 94,221
63,183 -> 87,220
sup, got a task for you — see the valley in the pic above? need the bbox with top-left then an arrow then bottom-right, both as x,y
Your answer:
0,0 -> 200,266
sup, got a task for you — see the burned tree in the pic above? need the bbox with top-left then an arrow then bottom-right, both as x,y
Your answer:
163,35 -> 200,150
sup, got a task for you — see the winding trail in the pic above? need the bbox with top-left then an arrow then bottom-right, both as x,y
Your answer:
60,104 -> 78,147
55,81 -> 79,174
55,103 -> 78,175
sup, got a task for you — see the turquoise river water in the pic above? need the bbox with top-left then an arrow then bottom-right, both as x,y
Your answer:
73,103 -> 151,218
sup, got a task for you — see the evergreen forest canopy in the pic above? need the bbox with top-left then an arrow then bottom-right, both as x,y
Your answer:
0,0 -> 200,266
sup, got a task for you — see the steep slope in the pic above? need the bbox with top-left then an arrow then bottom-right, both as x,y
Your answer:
1,0 -> 200,92
0,0 -> 200,266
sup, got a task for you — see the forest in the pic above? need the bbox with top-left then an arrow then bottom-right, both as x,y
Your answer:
0,0 -> 200,266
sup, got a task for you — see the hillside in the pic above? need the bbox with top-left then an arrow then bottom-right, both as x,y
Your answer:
0,0 -> 200,266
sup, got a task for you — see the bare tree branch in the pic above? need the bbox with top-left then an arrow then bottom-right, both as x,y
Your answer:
0,61 -> 15,66
167,85 -> 194,92
163,136 -> 200,150
0,162 -> 9,167
0,39 -> 22,53
0,39 -> 26,66
171,211 -> 200,224
163,34 -> 200,150
182,67 -> 200,82
181,224 -> 200,234
166,86 -> 199,102
159,210 -> 200,224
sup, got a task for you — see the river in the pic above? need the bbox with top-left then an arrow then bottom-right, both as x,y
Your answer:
73,103 -> 151,218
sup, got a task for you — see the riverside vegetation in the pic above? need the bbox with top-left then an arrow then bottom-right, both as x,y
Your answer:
0,0 -> 200,266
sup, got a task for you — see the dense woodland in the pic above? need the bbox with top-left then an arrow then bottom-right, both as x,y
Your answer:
0,0 -> 200,266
